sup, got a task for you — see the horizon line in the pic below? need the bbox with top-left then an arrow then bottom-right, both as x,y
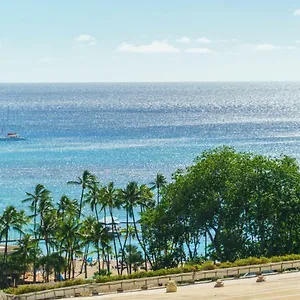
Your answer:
1,80 -> 300,84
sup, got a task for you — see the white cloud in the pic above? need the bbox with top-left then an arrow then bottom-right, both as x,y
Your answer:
176,36 -> 191,43
293,9 -> 300,15
117,41 -> 180,53
74,34 -> 97,46
196,37 -> 211,44
296,40 -> 300,44
185,48 -> 213,54
253,43 -> 279,51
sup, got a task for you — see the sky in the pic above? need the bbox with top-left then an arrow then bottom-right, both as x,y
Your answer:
1,0 -> 300,82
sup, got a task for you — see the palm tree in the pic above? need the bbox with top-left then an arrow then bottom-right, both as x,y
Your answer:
67,170 -> 97,219
139,184 -> 155,212
149,173 -> 167,205
37,193 -> 53,232
0,206 -> 27,287
22,184 -> 50,238
120,225 -> 137,274
57,195 -> 79,219
124,245 -> 144,273
84,182 -> 102,222
120,182 -> 153,270
36,209 -> 57,258
12,234 -> 39,282
79,216 -> 96,278
22,184 -> 51,283
90,220 -> 111,275
55,215 -> 82,280
102,182 -> 122,274
137,184 -> 154,270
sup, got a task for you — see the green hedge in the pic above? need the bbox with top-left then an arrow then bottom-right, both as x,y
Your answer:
5,254 -> 300,295
4,279 -> 92,295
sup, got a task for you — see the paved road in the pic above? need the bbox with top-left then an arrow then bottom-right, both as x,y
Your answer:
73,271 -> 300,299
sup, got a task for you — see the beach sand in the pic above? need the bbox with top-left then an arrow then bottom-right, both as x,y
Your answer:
73,271 -> 300,300
24,259 -> 124,282
73,259 -> 130,279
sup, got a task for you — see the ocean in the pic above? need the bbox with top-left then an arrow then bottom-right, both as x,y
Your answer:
0,82 -> 300,220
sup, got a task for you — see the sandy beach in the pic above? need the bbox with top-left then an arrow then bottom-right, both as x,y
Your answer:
70,259 -> 130,279
72,271 -> 300,300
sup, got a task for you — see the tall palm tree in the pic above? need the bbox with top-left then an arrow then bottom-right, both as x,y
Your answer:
0,206 -> 27,287
120,182 -> 153,270
22,184 -> 51,238
149,173 -> 167,205
36,209 -> 57,258
67,170 -> 97,219
120,225 -> 137,274
57,195 -> 79,219
55,215 -> 82,280
79,216 -> 96,278
37,194 -> 53,232
22,184 -> 51,283
11,234 -> 39,282
84,182 -> 102,222
139,184 -> 155,212
102,182 -> 122,274
90,221 -> 111,275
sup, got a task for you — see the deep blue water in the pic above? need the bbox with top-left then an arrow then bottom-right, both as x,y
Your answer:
1,82 -> 300,220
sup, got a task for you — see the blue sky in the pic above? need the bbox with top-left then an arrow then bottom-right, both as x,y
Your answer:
1,1 -> 300,82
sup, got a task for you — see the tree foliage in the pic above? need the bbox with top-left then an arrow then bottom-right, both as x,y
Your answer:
141,146 -> 300,265
2,146 -> 300,286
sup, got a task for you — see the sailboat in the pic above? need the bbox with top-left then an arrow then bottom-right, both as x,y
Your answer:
0,108 -> 25,141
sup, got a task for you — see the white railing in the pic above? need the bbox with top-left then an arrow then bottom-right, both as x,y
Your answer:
3,260 -> 300,300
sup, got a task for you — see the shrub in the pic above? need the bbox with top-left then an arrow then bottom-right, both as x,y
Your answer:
199,261 -> 216,270
234,257 -> 270,266
219,261 -> 236,269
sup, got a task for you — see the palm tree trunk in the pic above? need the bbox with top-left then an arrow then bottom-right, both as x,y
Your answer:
33,203 -> 37,283
121,212 -> 129,275
131,209 -> 153,269
129,234 -> 132,274
79,188 -> 85,219
95,206 -> 99,223
109,207 -> 120,274
3,227 -> 9,287
97,244 -> 101,275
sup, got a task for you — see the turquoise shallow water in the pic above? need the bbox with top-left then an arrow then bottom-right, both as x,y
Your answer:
1,82 -> 300,222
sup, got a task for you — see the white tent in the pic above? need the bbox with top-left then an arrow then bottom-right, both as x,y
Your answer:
99,216 -> 119,225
